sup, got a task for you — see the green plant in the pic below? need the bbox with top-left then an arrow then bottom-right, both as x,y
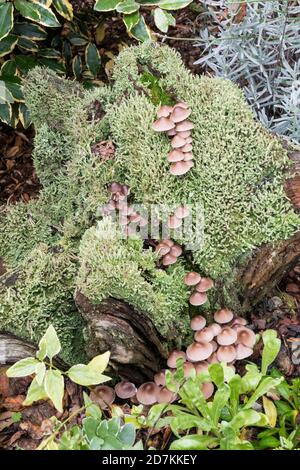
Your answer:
145,329 -> 285,450
6,325 -> 111,412
93,0 -> 192,41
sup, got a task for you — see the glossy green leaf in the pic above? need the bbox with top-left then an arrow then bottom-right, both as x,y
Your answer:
0,34 -> 18,57
44,369 -> 64,413
208,363 -> 224,388
33,3 -> 61,27
170,413 -> 211,435
52,0 -> 73,21
72,55 -> 82,79
158,0 -> 192,10
38,325 -> 61,360
67,32 -> 88,46
13,22 -> 47,41
130,15 -> 152,42
23,377 -> 48,406
0,102 -> 12,125
0,3 -> 14,42
117,0 -> 140,14
153,7 -> 175,33
38,57 -> 65,74
5,80 -> 24,102
94,0 -> 121,12
17,37 -> 39,52
87,351 -> 110,374
14,0 -> 41,22
229,375 -> 241,415
38,47 -> 61,58
6,357 -> 38,377
261,330 -> 281,375
1,60 -> 17,78
15,55 -> 37,73
123,11 -> 140,31
85,43 -> 101,77
170,434 -> 218,450
67,364 -> 111,386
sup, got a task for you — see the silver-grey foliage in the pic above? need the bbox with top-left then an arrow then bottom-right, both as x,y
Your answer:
195,0 -> 300,144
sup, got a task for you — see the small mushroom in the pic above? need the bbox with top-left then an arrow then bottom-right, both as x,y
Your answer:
155,242 -> 170,256
184,271 -> 201,286
236,327 -> 256,348
170,161 -> 192,176
90,385 -> 115,409
170,106 -> 191,123
216,327 -> 237,346
201,382 -> 214,399
183,362 -> 195,378
210,340 -> 218,353
167,350 -> 186,368
157,387 -> 177,404
154,370 -> 166,387
115,381 -> 137,399
108,181 -> 123,194
167,150 -> 185,163
174,205 -> 190,219
177,130 -> 191,139
194,327 -> 214,343
170,244 -> 183,257
157,105 -> 173,118
217,345 -> 236,363
190,315 -> 206,331
176,120 -> 194,132
208,323 -> 222,336
171,135 -> 186,149
235,343 -> 253,360
152,117 -> 175,132
136,382 -> 159,405
196,277 -> 214,292
161,239 -> 174,247
186,342 -> 213,362
231,317 -> 248,326
174,101 -> 189,110
214,308 -> 234,324
181,143 -> 193,153
207,352 -> 219,364
162,253 -> 177,266
189,292 -> 208,306
194,361 -> 209,374
130,213 -> 142,223
167,128 -> 177,136
185,137 -> 193,144
168,214 -> 182,229
183,152 -> 194,161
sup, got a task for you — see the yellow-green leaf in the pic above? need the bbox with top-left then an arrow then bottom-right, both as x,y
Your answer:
52,0 -> 73,21
262,396 -> 277,428
88,351 -> 110,374
6,357 -> 39,377
67,364 -> 111,386
23,377 -> 48,406
44,369 -> 64,413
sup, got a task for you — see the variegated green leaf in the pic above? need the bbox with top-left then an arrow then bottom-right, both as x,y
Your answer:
13,22 -> 47,41
19,103 -> 31,128
130,14 -> 152,42
0,3 -> 14,42
72,55 -> 82,79
17,37 -> 39,52
1,60 -> 18,77
116,0 -> 140,14
94,0 -> 121,12
85,43 -> 101,77
0,34 -> 18,58
123,11 -> 140,32
52,0 -> 73,21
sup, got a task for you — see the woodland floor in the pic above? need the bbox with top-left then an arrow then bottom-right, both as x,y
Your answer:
0,9 -> 300,450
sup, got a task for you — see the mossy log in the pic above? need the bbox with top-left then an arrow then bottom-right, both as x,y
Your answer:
0,43 -> 300,381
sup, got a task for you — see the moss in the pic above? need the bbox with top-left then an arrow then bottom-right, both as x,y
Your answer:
0,244 -> 85,364
77,218 -> 190,339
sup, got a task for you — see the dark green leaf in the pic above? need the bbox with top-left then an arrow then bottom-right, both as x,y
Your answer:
13,22 -> 47,41
0,102 -> 12,125
5,80 -> 24,102
0,3 -> 14,42
85,43 -> 101,77
52,0 -> 73,21
14,0 -> 41,22
0,34 -> 18,57
15,54 -> 37,73
130,15 -> 152,42
123,11 -> 140,31
38,48 -> 61,59
72,55 -> 82,79
1,60 -> 17,77
17,37 -> 39,52
38,58 -> 66,74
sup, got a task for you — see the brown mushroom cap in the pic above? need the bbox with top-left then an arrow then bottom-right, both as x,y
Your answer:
176,120 -> 194,132
186,342 -> 213,362
183,152 -> 194,161
154,370 -> 166,387
189,292 -> 208,306
170,244 -> 183,257
152,117 -> 175,132
190,315 -> 206,331
194,327 -> 214,343
90,385 -> 115,409
171,134 -> 186,149
196,277 -> 214,292
211,340 -> 218,353
207,352 -> 219,364
174,101 -> 189,110
170,106 -> 191,123
167,128 -> 177,137
167,350 -> 186,369
208,323 -> 222,336
185,137 -> 193,144
236,327 -> 256,348
157,105 -> 173,118
115,381 -> 137,399
136,382 -> 159,405
162,253 -> 177,266
201,382 -> 214,399
168,214 -> 182,229
184,271 -> 201,286
167,149 -> 185,163
231,317 -> 248,326
161,239 -> 174,247
174,205 -> 190,219
157,387 -> 177,404
170,161 -> 192,176
217,345 -> 237,363
155,242 -> 170,256
194,361 -> 209,374
214,308 -> 234,324
183,362 -> 195,378
235,343 -> 253,360
177,130 -> 191,139
181,143 -> 193,153
216,327 -> 238,346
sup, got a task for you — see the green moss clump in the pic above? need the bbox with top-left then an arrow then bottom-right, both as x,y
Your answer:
0,244 -> 85,364
77,218 -> 190,339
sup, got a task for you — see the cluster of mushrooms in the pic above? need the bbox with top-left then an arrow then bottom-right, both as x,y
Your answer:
101,182 -> 147,236
152,102 -> 194,176
184,271 -> 214,307
155,238 -> 183,266
90,308 -> 255,407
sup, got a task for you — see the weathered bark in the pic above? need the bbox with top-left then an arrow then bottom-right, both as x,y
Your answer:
0,333 -> 37,365
75,291 -> 169,383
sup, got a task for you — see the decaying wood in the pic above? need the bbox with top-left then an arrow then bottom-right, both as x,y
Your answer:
75,291 -> 169,383
0,333 -> 37,365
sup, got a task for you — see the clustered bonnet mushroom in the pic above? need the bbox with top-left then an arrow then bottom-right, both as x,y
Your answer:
152,102 -> 194,176
155,238 -> 183,266
184,271 -> 214,306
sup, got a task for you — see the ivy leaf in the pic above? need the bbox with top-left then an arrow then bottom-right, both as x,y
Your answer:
38,325 -> 61,360
94,0 -> 122,12
67,364 -> 111,386
44,369 -> 64,413
6,357 -> 39,377
85,43 -> 101,77
23,377 -> 48,406
0,3 -> 14,42
153,8 -> 175,33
